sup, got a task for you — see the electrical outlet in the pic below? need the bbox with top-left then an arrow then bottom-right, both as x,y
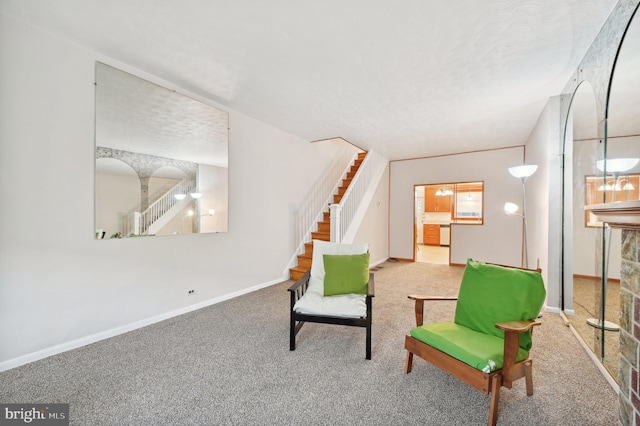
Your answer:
188,289 -> 195,295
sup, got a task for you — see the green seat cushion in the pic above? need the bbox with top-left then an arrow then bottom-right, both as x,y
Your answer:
454,259 -> 546,352
323,253 -> 370,296
410,322 -> 529,373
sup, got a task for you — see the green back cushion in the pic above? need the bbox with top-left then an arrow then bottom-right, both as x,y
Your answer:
454,259 -> 546,351
323,253 -> 370,296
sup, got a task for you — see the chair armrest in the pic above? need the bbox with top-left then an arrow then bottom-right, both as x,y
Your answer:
497,319 -> 542,387
408,295 -> 457,301
288,270 -> 310,292
407,295 -> 457,327
288,270 -> 310,308
495,319 -> 541,333
367,273 -> 375,297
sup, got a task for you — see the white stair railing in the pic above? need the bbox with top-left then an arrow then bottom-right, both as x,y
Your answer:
330,150 -> 387,243
126,179 -> 196,235
290,146 -> 359,261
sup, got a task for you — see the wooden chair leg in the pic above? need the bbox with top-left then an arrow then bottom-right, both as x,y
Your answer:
488,374 -> 501,426
524,360 -> 534,396
404,351 -> 414,374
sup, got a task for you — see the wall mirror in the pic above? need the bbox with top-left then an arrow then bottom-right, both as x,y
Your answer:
599,5 -> 640,379
94,62 -> 229,239
585,174 -> 640,227
563,79 -> 611,379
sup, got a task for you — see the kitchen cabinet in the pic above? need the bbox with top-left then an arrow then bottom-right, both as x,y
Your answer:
424,187 -> 452,212
423,224 -> 440,246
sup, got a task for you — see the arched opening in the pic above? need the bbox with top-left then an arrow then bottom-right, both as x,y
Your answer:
95,158 -> 140,238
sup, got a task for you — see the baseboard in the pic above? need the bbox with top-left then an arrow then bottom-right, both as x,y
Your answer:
573,273 -> 621,283
0,276 -> 285,373
370,258 -> 387,268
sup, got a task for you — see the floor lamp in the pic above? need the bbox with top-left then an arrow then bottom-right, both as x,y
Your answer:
505,164 -> 538,268
586,157 -> 639,332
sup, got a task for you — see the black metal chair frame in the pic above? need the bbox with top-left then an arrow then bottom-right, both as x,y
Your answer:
288,270 -> 374,359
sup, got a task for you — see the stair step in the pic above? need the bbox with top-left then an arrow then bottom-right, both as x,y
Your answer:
347,170 -> 357,179
357,152 -> 367,160
304,242 -> 313,254
333,194 -> 343,204
318,221 -> 330,232
290,266 -> 309,281
311,231 -> 330,241
323,211 -> 330,221
337,186 -> 347,196
297,253 -> 312,268
342,178 -> 352,187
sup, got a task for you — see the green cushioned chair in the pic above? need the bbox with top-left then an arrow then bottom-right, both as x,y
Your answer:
404,259 -> 546,426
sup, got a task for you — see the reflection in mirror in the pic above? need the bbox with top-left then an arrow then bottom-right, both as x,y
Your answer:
94,62 -> 229,238
563,80 -> 612,377
585,173 -> 640,227
601,9 -> 640,378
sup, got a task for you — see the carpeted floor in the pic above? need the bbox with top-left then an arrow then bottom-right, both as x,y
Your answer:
570,276 -> 620,380
1,261 -> 618,425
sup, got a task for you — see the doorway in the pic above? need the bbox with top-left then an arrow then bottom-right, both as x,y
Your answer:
414,182 -> 483,265
415,185 -> 450,264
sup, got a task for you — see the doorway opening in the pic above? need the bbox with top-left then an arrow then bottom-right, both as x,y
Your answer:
414,182 -> 484,265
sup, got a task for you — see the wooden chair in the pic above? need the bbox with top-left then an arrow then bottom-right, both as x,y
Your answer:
404,259 -> 546,426
288,240 -> 374,359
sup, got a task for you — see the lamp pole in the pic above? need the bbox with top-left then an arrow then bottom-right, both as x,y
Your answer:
521,177 -> 529,269
507,165 -> 538,269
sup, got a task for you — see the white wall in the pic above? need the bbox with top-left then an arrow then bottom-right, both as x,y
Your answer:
198,163 -> 229,233
0,15 -> 386,368
389,147 -> 526,267
353,164 -> 390,266
95,163 -> 141,236
524,96 -> 561,309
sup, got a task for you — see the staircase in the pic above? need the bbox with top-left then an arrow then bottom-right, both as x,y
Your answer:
289,151 -> 367,281
125,179 -> 196,236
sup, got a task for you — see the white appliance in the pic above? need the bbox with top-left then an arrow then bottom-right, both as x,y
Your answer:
440,224 -> 450,246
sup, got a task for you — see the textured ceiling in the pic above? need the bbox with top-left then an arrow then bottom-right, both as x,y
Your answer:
95,62 -> 229,167
0,0 -> 620,160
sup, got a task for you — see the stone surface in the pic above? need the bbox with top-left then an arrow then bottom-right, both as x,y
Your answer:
621,289 -> 633,332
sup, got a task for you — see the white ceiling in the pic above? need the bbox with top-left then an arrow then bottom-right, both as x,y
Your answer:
0,0 -> 620,160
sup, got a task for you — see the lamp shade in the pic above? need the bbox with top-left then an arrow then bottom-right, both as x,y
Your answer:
504,202 -> 519,214
174,193 -> 186,200
596,158 -> 639,173
190,192 -> 203,199
508,165 -> 538,179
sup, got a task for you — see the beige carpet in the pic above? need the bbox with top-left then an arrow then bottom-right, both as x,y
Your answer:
0,260 -> 618,425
